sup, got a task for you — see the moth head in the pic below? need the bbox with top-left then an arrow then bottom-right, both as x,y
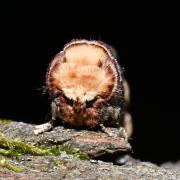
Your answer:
62,86 -> 98,111
47,40 -> 121,111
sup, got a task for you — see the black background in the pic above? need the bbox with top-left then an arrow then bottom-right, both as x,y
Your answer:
0,7 -> 180,164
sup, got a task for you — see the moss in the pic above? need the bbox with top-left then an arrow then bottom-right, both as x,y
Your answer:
0,119 -> 12,125
0,133 -> 89,162
0,158 -> 22,173
0,148 -> 20,156
49,145 -> 61,156
60,144 -> 89,160
0,133 -> 60,156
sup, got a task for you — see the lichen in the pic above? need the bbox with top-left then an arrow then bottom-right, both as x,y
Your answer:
0,119 -> 12,125
0,158 -> 22,173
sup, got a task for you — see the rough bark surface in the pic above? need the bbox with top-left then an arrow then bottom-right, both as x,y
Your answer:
1,121 -> 180,179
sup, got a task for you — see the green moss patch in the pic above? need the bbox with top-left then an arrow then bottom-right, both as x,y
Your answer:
0,119 -> 12,125
0,133 -> 59,156
0,133 -> 89,159
0,132 -> 89,172
0,158 -> 22,173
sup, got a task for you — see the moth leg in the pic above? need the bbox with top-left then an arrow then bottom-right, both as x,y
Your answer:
99,123 -> 112,137
34,121 -> 54,135
34,100 -> 59,135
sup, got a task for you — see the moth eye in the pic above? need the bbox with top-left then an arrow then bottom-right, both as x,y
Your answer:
63,95 -> 74,106
86,99 -> 96,108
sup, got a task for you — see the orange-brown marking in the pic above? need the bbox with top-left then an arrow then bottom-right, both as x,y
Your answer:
50,43 -> 117,101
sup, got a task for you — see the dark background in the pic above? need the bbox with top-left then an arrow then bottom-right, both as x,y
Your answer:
0,7 -> 180,164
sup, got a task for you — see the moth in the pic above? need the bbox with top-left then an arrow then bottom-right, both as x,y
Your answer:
34,39 -> 132,139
